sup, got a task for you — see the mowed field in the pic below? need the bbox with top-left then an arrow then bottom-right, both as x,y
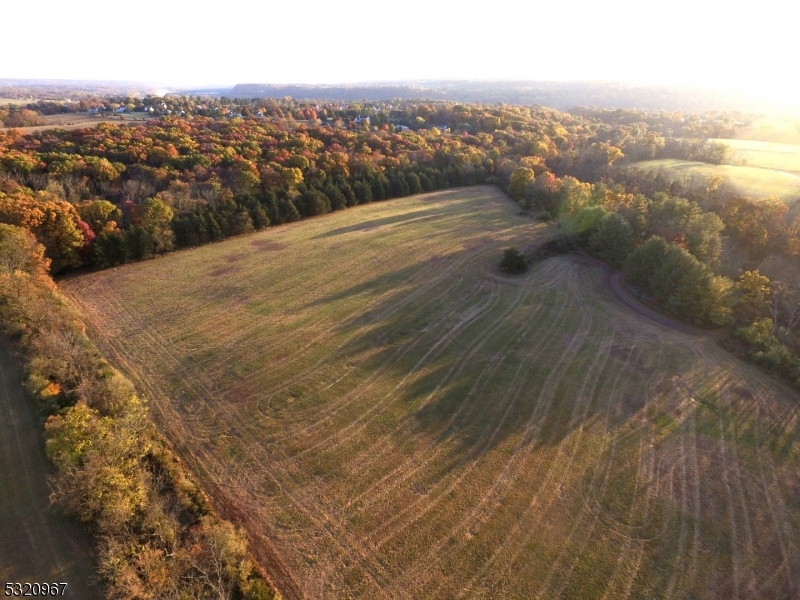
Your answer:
712,138 -> 800,174
734,118 -> 800,146
0,97 -> 38,105
631,158 -> 800,207
64,187 -> 800,599
0,112 -> 148,133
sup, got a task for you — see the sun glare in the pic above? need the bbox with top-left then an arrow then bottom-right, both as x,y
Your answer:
1,0 -> 797,109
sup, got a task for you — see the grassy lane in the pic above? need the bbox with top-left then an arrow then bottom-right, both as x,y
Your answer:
64,186 -> 800,599
0,340 -> 102,598
712,138 -> 800,174
630,159 -> 800,206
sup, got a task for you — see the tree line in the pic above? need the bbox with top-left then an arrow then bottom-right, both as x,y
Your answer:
507,163 -> 800,386
0,103 -> 624,273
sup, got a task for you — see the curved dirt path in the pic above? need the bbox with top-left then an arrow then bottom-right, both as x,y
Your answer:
606,269 -> 714,337
0,340 -> 102,598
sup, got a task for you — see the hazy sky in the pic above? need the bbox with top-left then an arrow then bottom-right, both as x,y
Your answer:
3,0 -> 797,97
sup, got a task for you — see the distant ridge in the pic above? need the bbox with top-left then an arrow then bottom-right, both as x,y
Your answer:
0,77 -> 793,116
228,83 -> 446,102
228,80 -> 795,115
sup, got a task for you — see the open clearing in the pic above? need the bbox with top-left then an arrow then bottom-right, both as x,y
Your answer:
0,98 -> 38,106
0,113 -> 147,133
712,138 -> 800,174
630,159 -> 800,206
734,118 -> 800,146
0,340 -> 102,598
64,186 -> 800,599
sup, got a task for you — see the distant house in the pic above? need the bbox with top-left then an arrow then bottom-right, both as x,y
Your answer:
353,116 -> 370,125
395,124 -> 409,132
115,106 -> 126,113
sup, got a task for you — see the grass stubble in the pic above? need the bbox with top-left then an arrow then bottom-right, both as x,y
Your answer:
64,186 -> 800,599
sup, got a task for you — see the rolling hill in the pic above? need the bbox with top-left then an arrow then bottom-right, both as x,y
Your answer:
629,158 -> 800,207
63,186 -> 800,599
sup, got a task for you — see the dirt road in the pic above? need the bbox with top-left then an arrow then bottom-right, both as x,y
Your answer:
606,270 -> 714,337
0,340 -> 102,598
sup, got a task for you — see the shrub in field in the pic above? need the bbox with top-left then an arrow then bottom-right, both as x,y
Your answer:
736,318 -> 800,385
500,247 -> 528,274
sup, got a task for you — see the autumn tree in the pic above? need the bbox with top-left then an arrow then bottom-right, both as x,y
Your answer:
736,270 -> 770,324
769,281 -> 800,340
133,197 -> 175,255
77,200 -> 122,234
507,168 -> 535,204
0,191 -> 86,273
0,223 -> 51,278
46,399 -> 151,533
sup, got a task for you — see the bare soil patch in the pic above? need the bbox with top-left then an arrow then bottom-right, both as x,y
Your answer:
209,265 -> 240,278
250,239 -> 287,252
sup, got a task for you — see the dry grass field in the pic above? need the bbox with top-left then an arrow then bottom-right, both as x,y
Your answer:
63,186 -> 800,599
0,112 -> 148,133
734,118 -> 800,146
712,138 -> 800,174
0,97 -> 38,106
631,159 -> 800,207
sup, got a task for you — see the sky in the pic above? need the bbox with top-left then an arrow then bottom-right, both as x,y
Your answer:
2,0 -> 798,102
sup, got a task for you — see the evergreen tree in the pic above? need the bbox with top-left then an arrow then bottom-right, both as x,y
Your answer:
250,205 -> 270,230
277,198 -> 300,223
589,213 -> 634,268
626,235 -> 669,289
406,172 -> 422,195
354,181 -> 372,204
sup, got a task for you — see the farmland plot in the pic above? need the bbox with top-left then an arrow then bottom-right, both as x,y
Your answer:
630,159 -> 800,207
64,186 -> 800,599
712,138 -> 800,174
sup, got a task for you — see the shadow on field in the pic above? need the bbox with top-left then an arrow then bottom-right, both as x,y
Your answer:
312,250 -> 681,466
303,253 -> 451,309
312,206 -> 451,239
326,259 -> 800,595
312,186 -> 510,240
